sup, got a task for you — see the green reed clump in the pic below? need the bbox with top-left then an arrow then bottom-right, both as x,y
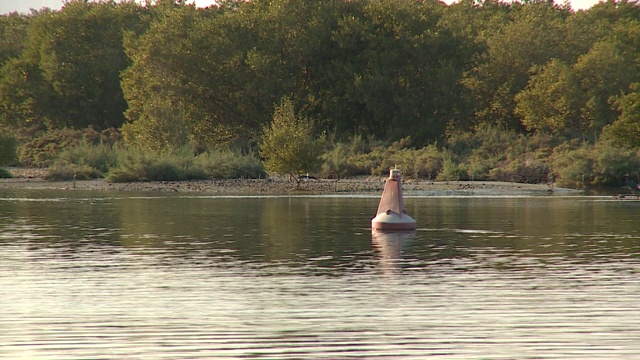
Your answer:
550,140 -> 640,188
45,163 -> 103,181
194,148 -> 266,179
13,127 -> 121,167
106,145 -> 204,182
320,134 -> 376,178
105,144 -> 265,183
320,136 -> 445,179
47,141 -> 118,180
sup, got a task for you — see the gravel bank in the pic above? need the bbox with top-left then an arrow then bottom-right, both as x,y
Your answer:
1,168 -> 580,195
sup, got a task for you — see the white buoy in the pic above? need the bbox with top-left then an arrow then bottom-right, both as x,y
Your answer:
371,168 -> 416,230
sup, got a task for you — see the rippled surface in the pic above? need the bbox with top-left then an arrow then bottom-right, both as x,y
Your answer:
1,190 -> 639,359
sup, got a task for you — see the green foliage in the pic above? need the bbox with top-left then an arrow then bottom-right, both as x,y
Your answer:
464,1 -> 576,131
194,149 -> 265,179
13,127 -> 121,167
0,12 -> 29,72
48,141 -> 118,179
45,163 -> 102,181
0,1 -> 143,131
0,167 -> 12,178
105,144 -> 265,183
105,146 -> 205,182
259,97 -> 324,178
0,132 -> 17,166
320,134 -> 371,178
549,140 -> 640,188
437,149 -> 463,181
590,141 -> 640,187
602,83 -> 640,148
1,1 -> 640,189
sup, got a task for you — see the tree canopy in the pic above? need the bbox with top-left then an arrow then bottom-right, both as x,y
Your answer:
0,0 -> 639,152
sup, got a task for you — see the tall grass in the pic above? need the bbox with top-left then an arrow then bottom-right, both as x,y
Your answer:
46,141 -> 118,180
194,149 -> 265,179
106,145 -> 266,183
43,141 -> 266,182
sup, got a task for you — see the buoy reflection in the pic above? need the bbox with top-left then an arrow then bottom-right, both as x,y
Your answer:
371,230 -> 416,273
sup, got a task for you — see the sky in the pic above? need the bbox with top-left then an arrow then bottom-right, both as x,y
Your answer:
0,0 -> 604,15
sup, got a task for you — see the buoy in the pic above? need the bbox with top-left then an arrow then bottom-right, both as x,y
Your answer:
371,168 -> 416,230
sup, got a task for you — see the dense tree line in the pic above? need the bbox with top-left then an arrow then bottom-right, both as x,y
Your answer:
1,0 -> 639,173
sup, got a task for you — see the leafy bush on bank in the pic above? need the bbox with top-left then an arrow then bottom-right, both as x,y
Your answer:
320,128 -> 639,189
6,126 -> 640,190
550,141 -> 640,188
105,145 -> 265,183
46,142 -> 119,180
0,167 -> 12,178
9,126 -> 121,167
0,132 -> 18,166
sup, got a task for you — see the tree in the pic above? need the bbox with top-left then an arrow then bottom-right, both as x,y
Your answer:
0,1 -> 146,130
0,12 -> 29,68
464,1 -> 575,131
514,59 -> 583,136
259,97 -> 324,179
602,83 -> 640,149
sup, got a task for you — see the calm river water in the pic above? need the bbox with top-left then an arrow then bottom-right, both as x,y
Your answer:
0,189 -> 639,359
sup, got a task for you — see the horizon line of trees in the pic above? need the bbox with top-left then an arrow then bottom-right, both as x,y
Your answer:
0,0 -> 640,184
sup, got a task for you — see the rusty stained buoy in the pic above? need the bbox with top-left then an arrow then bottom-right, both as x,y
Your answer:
371,168 -> 416,231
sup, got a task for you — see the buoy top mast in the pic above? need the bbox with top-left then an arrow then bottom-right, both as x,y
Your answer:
390,168 -> 401,181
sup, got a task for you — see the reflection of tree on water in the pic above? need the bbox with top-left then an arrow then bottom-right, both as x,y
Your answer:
371,230 -> 415,273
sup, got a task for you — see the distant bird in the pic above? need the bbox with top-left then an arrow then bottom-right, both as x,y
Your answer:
624,174 -> 640,194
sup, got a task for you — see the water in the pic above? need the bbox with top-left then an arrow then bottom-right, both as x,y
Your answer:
1,189 -> 639,359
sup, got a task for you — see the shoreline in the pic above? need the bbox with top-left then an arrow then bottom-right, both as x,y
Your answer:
0,168 -> 581,195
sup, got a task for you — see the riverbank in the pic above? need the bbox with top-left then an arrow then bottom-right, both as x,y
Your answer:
0,167 -> 581,195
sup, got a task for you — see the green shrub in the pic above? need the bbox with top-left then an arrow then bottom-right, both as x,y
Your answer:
0,133 -> 18,166
195,149 -> 265,179
410,144 -> 442,179
106,146 -> 192,182
590,141 -> 640,187
0,167 -> 13,178
437,150 -> 464,181
550,143 -> 593,188
105,145 -> 263,183
321,135 -> 369,178
549,140 -> 640,188
14,127 -> 122,167
45,164 -> 102,181
53,142 -> 118,175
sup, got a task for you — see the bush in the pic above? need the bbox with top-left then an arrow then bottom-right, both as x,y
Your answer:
550,142 -> 593,188
106,146 -> 196,182
589,141 -> 640,187
0,167 -> 13,178
549,140 -> 640,188
45,164 -> 102,181
52,142 -> 118,175
195,148 -> 265,179
14,127 -> 122,167
320,135 -> 370,178
0,133 -> 18,166
105,145 -> 264,183
437,149 -> 464,181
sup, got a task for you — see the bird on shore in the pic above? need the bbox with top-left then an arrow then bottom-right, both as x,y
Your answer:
624,174 -> 640,194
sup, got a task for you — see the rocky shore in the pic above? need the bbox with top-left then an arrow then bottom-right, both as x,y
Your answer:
0,167 -> 580,196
